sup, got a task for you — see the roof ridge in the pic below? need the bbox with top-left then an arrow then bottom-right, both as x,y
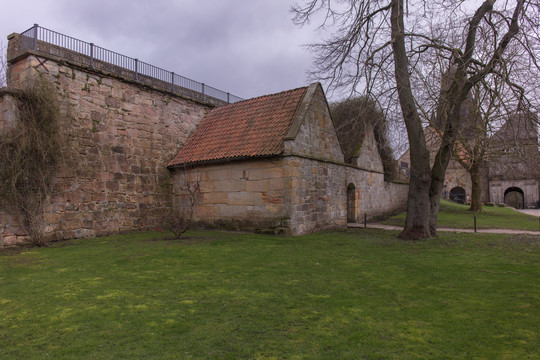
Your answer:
216,85 -> 310,110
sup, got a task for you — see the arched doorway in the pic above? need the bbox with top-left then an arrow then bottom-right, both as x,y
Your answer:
504,187 -> 524,209
449,187 -> 466,204
347,183 -> 356,223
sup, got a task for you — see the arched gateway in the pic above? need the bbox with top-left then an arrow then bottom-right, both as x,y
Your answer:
504,187 -> 525,209
449,187 -> 466,204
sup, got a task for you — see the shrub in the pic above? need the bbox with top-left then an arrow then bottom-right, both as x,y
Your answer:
164,177 -> 200,239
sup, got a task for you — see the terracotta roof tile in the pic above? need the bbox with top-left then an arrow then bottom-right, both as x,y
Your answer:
168,86 -> 308,167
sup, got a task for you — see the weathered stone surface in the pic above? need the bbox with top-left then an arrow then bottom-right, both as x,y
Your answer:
171,85 -> 408,236
1,45 -> 409,245
0,91 -> 18,132
0,52 -> 212,245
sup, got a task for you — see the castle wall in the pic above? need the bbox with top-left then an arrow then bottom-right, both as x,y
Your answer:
0,53 -> 211,246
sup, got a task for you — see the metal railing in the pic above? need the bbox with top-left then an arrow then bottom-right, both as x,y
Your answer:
19,24 -> 243,104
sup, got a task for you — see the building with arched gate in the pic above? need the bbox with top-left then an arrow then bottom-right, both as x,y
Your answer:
398,112 -> 540,209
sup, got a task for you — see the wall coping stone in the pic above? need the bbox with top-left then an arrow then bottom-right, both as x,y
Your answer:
8,49 -> 221,109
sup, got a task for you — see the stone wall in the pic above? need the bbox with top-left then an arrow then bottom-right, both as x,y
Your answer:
489,179 -> 539,208
284,85 -> 344,163
288,157 -> 408,235
347,169 -> 408,220
286,157 -> 347,235
0,52 -> 212,246
172,155 -> 408,236
353,122 -> 384,172
172,158 -> 292,235
283,83 -> 406,234
0,89 -> 18,132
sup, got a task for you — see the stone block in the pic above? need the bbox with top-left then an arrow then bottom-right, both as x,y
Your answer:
214,179 -> 245,192
106,181 -> 120,192
216,204 -> 249,218
260,168 -> 284,179
269,178 -> 285,190
228,192 -> 263,206
246,180 -> 269,192
203,192 -> 227,204
3,235 -> 17,247
208,169 -> 229,181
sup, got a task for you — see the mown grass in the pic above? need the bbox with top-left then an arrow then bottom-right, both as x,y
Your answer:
384,199 -> 540,231
1,229 -> 539,359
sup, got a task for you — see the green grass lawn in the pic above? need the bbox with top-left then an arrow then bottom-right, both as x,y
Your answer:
1,229 -> 539,359
383,199 -> 540,231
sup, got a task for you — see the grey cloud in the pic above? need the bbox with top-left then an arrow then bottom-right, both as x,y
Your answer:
1,0 -> 317,99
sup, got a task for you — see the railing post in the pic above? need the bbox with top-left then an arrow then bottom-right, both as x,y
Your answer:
171,72 -> 175,92
90,43 -> 94,68
134,58 -> 139,81
202,83 -> 205,100
33,23 -> 39,50
227,92 -> 230,103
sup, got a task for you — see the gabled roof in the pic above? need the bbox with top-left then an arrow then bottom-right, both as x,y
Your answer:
168,85 -> 311,168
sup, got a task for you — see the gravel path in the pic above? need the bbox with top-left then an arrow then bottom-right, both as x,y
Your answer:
349,223 -> 540,235
518,209 -> 540,217
348,207 -> 540,235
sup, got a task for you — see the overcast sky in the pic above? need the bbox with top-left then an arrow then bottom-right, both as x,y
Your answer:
0,0 -> 322,100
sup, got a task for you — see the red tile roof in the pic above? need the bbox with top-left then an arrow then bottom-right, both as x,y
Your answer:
168,86 -> 309,167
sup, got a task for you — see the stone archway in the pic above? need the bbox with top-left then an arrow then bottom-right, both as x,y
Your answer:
347,183 -> 356,223
504,187 -> 525,209
449,187 -> 466,204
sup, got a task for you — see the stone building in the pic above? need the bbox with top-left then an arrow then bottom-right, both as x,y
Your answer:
398,111 -> 540,209
0,27 -> 408,246
168,83 -> 408,235
487,111 -> 540,208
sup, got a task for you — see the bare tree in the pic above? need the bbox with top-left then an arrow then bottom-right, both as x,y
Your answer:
293,0 -> 539,239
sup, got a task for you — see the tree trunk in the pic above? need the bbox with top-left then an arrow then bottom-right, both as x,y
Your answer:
390,0 -> 433,239
468,163 -> 483,212
428,125 -> 457,235
401,170 -> 432,239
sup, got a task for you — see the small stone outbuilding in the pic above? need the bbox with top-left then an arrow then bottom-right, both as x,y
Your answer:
168,83 -> 408,235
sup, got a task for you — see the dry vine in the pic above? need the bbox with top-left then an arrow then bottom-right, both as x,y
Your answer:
164,174 -> 201,239
0,77 -> 63,246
